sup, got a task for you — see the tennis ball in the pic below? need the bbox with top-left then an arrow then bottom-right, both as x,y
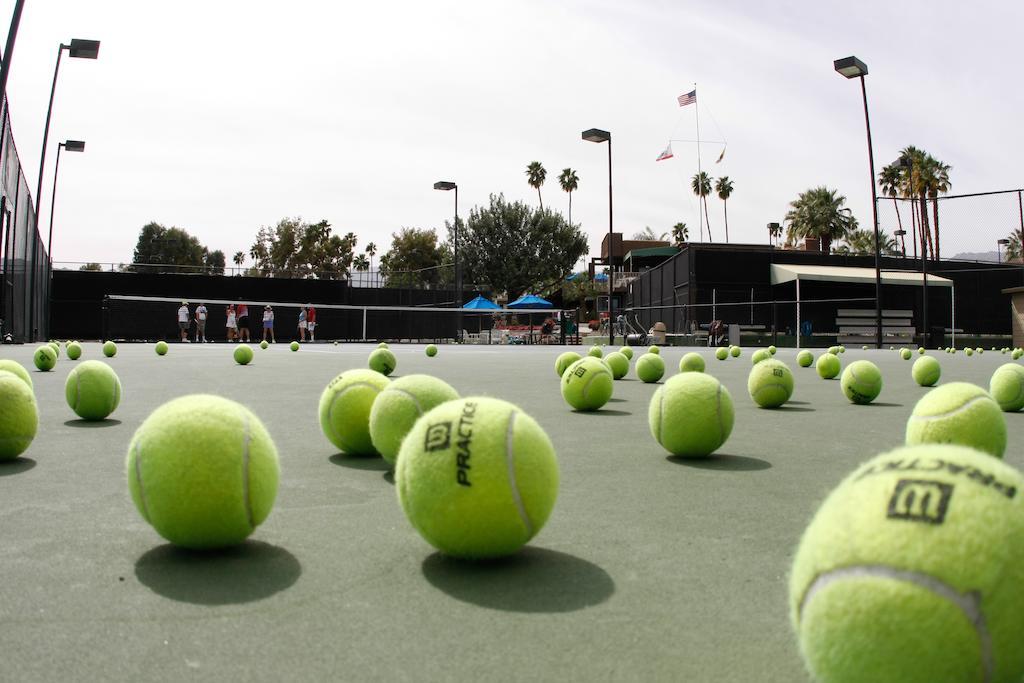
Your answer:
369,374 -> 459,466
636,353 -> 666,383
49,341 -> 60,357
977,347 -> 984,354
768,345 -> 777,355
966,348 -> 974,357
862,345 -> 868,350
828,346 -> 840,355
649,373 -> 734,457
33,345 -> 57,371
319,369 -> 391,455
290,341 -> 300,352
747,359 -> 794,408
989,363 -> 1024,412
0,373 -> 37,460
396,396 -> 559,559
840,360 -> 883,405
715,347 -> 728,361
587,346 -> 603,358
900,348 -> 912,360
679,352 -> 705,373
906,382 -> 1006,458
233,344 -> 253,365
560,357 -> 613,411
66,342 -> 82,361
1014,349 -> 1023,360
0,360 -> 32,389
647,345 -> 660,355
425,344 -> 438,357
838,346 -> 846,353
918,347 -> 925,354
729,345 -> 741,358
797,350 -> 814,368
368,348 -> 396,376
103,341 -> 117,358
789,444 -> 1024,683
603,351 -> 629,379
155,341 -> 168,356
65,360 -> 121,420
619,346 -> 634,360
554,351 -> 582,377
377,342 -> 389,349
126,395 -> 279,549
912,356 -> 941,387
260,340 -> 268,349
751,349 -> 771,365
816,352 -> 841,379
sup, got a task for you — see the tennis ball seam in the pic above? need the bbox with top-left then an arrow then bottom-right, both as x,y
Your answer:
799,564 -> 992,681
716,383 -> 726,441
504,410 -> 533,536
581,367 -> 607,400
753,382 -> 788,402
327,381 -> 383,449
909,394 -> 993,421
389,388 -> 426,416
132,440 -> 152,523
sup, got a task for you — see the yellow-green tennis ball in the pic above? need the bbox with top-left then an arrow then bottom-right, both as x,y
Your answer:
1014,349 -> 1023,361
603,351 -> 629,380
260,340 -> 268,350
587,345 -> 603,358
290,341 -> 300,352
966,348 -> 974,357
233,344 -> 253,365
918,347 -> 925,354
989,364 -> 1024,412
840,360 -> 883,405
912,356 -> 941,387
619,346 -> 634,360
368,348 -> 396,376
554,351 -> 581,377
789,444 -> 1024,683
906,382 -> 1006,458
636,353 -> 666,383
838,345 -> 846,353
816,352 -> 841,379
649,373 -> 734,457
49,341 -> 60,357
900,348 -> 911,360
715,347 -> 729,361
65,360 -> 121,420
369,374 -> 459,466
102,341 -> 117,358
33,345 -> 57,371
977,347 -> 984,354
425,344 -> 438,357
827,346 -> 839,355
0,360 -> 32,389
747,359 -> 794,408
768,345 -> 777,355
647,345 -> 660,355
0,373 -> 37,460
155,341 -> 168,356
862,345 -> 869,350
797,350 -> 814,368
319,369 -> 390,455
377,342 -> 389,349
396,396 -> 559,559
66,342 -> 81,361
126,395 -> 279,549
751,349 -> 771,365
560,357 -> 613,411
679,352 -> 705,373
729,345 -> 741,358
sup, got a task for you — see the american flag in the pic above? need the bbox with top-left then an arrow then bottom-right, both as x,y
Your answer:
677,90 -> 696,107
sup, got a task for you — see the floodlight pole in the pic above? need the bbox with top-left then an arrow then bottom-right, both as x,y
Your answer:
582,128 -> 614,344
434,180 -> 459,342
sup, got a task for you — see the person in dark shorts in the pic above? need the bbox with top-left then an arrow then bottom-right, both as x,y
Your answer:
236,302 -> 251,342
306,304 -> 317,342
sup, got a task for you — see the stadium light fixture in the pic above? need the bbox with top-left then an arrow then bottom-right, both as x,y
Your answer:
998,238 -> 1010,263
833,56 -> 868,79
582,128 -> 614,344
434,181 -> 460,341
47,139 -> 85,258
894,229 -> 907,257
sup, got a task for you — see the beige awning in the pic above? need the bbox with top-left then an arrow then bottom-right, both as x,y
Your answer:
770,263 -> 953,288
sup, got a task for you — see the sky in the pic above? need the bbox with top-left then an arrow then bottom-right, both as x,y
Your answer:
1,0 -> 1022,269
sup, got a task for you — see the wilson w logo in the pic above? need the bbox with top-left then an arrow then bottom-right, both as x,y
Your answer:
887,479 -> 953,525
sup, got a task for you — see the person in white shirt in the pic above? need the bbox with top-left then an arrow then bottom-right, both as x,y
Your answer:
194,303 -> 208,343
262,305 -> 275,343
177,301 -> 191,342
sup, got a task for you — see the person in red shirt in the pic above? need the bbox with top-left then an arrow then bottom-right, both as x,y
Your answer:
236,302 -> 251,342
307,304 -> 317,342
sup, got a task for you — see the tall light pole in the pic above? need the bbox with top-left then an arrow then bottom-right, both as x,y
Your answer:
582,128 -> 613,344
47,139 -> 85,260
834,56 -> 883,349
433,181 -> 459,342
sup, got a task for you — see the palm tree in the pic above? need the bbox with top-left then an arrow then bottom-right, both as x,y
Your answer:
671,223 -> 688,247
784,186 -> 858,253
767,223 -> 784,246
836,228 -> 899,256
232,250 -> 244,275
897,146 -> 935,261
353,253 -> 369,271
715,177 -> 734,243
526,161 -> 547,210
558,168 -> 579,225
1006,231 -> 1023,262
365,241 -> 377,285
691,172 -> 713,241
633,226 -> 668,241
927,158 -> 951,260
877,163 -> 907,256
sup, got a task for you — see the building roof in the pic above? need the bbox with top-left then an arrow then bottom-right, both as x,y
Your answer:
770,263 -> 954,288
624,247 -> 679,260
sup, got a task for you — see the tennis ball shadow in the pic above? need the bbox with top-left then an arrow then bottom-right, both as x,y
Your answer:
63,418 -> 122,428
328,453 -> 390,471
421,546 -> 614,613
0,457 -> 35,476
571,409 -> 632,416
134,541 -> 301,605
666,453 -> 772,471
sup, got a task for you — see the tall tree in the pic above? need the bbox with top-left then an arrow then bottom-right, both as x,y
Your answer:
672,222 -> 688,247
248,217 -> 357,279
784,186 -> 858,253
352,254 -> 369,271
204,249 -> 226,275
926,158 -> 951,260
878,162 -> 907,255
558,168 -> 579,225
365,242 -> 377,271
633,227 -> 668,241
715,176 -> 734,243
379,227 -> 451,288
526,161 -> 547,210
691,172 -> 713,242
1006,230 -> 1023,262
835,228 -> 899,256
232,250 -> 245,275
131,222 -> 212,273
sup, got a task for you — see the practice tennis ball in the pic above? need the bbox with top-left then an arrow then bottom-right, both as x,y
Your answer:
789,444 -> 1024,683
603,351 -> 629,380
840,360 -> 883,405
747,359 -> 794,408
155,341 -> 168,356
619,346 -> 634,360
900,348 -> 912,360
729,345 -> 741,358
918,347 -> 925,354
679,352 -> 705,373
768,345 -> 777,355
0,360 -> 32,389
649,373 -> 734,457
715,347 -> 729,361
233,344 -> 253,365
33,345 -> 57,371
1014,349 -> 1023,360
751,349 -> 771,365
977,347 -> 984,354
66,342 -> 82,361
862,345 -> 868,350
126,394 -> 279,549
369,374 -> 459,466
912,356 -> 941,387
797,350 -> 814,368
827,346 -> 840,355
290,341 -> 300,352
636,353 -> 666,383
647,345 -> 660,355
102,341 -> 117,358
396,396 -> 559,559
966,348 -> 974,357
838,345 -> 846,353
49,341 -> 60,357
368,348 -> 396,376
257,340 -> 268,350
816,352 -> 841,379
319,369 -> 391,455
554,351 -> 581,377
65,360 -> 121,420
989,363 -> 1024,412
587,346 -> 603,358
377,342 -> 389,349
905,382 -> 1006,458
425,344 -> 438,357
0,373 -> 37,459
560,357 -> 613,411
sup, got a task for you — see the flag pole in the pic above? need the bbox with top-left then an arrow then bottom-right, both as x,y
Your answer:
695,82 -> 703,243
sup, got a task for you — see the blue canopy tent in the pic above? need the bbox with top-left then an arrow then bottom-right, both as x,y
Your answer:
463,295 -> 500,310
507,294 -> 554,344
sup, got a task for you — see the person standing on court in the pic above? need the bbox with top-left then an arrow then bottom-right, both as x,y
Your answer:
297,306 -> 307,342
226,303 -> 237,342
307,304 -> 317,342
177,301 -> 191,342
236,302 -> 250,342
262,305 -> 275,343
194,302 -> 208,343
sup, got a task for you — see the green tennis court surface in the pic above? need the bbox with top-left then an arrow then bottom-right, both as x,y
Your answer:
1,342 -> 1022,681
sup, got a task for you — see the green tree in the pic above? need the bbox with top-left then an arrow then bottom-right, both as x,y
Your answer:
232,250 -> 245,274
632,226 -> 668,241
131,222 -> 208,273
526,161 -> 547,210
455,194 -> 588,301
835,228 -> 899,256
784,186 -> 858,253
691,172 -> 713,241
379,227 -> 451,288
365,242 -> 377,272
79,262 -> 103,271
885,146 -> 951,261
1005,231 -> 1023,262
672,222 -> 688,247
353,253 -> 369,271
204,249 -> 226,275
877,162 -> 907,255
715,176 -> 734,243
558,168 -> 579,226
248,217 -> 357,279
562,274 -> 603,320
